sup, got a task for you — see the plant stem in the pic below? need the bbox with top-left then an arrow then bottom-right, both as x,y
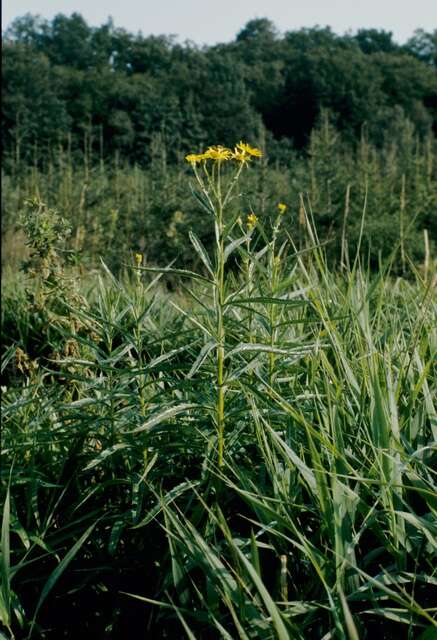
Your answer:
216,163 -> 226,468
268,221 -> 280,387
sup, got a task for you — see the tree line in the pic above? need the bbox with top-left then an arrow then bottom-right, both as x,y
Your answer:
2,13 -> 437,167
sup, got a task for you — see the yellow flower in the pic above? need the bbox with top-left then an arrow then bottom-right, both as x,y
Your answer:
204,145 -> 232,161
185,153 -> 207,164
277,202 -> 287,214
247,213 -> 258,231
135,253 -> 143,266
186,143 -> 261,165
232,147 -> 251,163
236,141 -> 263,158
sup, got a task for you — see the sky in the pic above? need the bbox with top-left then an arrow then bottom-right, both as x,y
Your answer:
2,0 -> 437,45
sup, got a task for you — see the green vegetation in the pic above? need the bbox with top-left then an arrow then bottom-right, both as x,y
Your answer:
2,114 -> 436,274
2,14 -> 437,272
1,13 -> 437,639
3,15 -> 437,161
1,144 -> 436,638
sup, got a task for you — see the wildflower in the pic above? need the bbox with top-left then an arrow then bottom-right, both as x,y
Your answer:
236,141 -> 263,158
204,145 -> 232,161
277,202 -> 287,214
185,153 -> 207,164
232,147 -> 251,163
135,253 -> 143,266
247,213 -> 258,231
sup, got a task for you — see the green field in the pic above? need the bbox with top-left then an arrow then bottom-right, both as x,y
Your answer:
1,144 -> 436,639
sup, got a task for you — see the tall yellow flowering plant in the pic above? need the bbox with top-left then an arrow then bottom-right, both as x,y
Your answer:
185,142 -> 262,467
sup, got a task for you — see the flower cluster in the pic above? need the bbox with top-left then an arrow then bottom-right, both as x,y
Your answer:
246,213 -> 258,231
277,202 -> 287,214
185,141 -> 262,165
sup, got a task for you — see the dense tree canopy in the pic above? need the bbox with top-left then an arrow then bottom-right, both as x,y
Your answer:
2,13 -> 437,166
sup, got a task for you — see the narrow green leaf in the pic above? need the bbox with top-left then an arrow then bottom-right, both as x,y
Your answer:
226,343 -> 313,359
136,265 -> 213,284
30,521 -> 97,636
187,340 -> 216,378
128,403 -> 198,434
234,545 -> 291,640
0,488 -> 11,628
189,231 -> 215,277
84,443 -> 131,471
224,236 -> 247,263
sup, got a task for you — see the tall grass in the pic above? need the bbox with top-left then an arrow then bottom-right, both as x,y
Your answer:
1,144 -> 436,638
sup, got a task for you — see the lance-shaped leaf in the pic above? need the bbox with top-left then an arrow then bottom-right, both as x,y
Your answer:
129,403 -> 198,434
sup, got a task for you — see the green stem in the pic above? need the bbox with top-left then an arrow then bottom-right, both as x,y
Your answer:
268,223 -> 279,387
216,162 -> 226,468
192,158 -> 246,468
246,236 -> 254,345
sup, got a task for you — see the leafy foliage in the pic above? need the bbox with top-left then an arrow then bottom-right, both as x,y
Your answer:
2,14 -> 437,164
2,114 -> 437,275
1,155 -> 436,638
1,12 -> 436,637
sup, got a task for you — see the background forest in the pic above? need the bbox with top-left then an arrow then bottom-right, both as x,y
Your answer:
2,14 -> 437,271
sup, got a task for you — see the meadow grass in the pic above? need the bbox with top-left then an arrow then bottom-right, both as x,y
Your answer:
1,146 -> 436,639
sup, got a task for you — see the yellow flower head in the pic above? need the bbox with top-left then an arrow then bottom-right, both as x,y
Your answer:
247,213 -> 258,231
236,141 -> 263,158
186,143 -> 261,165
277,202 -> 287,214
204,145 -> 232,161
135,253 -> 143,266
185,153 -> 207,164
232,149 -> 249,163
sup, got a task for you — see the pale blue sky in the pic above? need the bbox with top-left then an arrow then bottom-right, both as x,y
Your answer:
3,0 -> 437,44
